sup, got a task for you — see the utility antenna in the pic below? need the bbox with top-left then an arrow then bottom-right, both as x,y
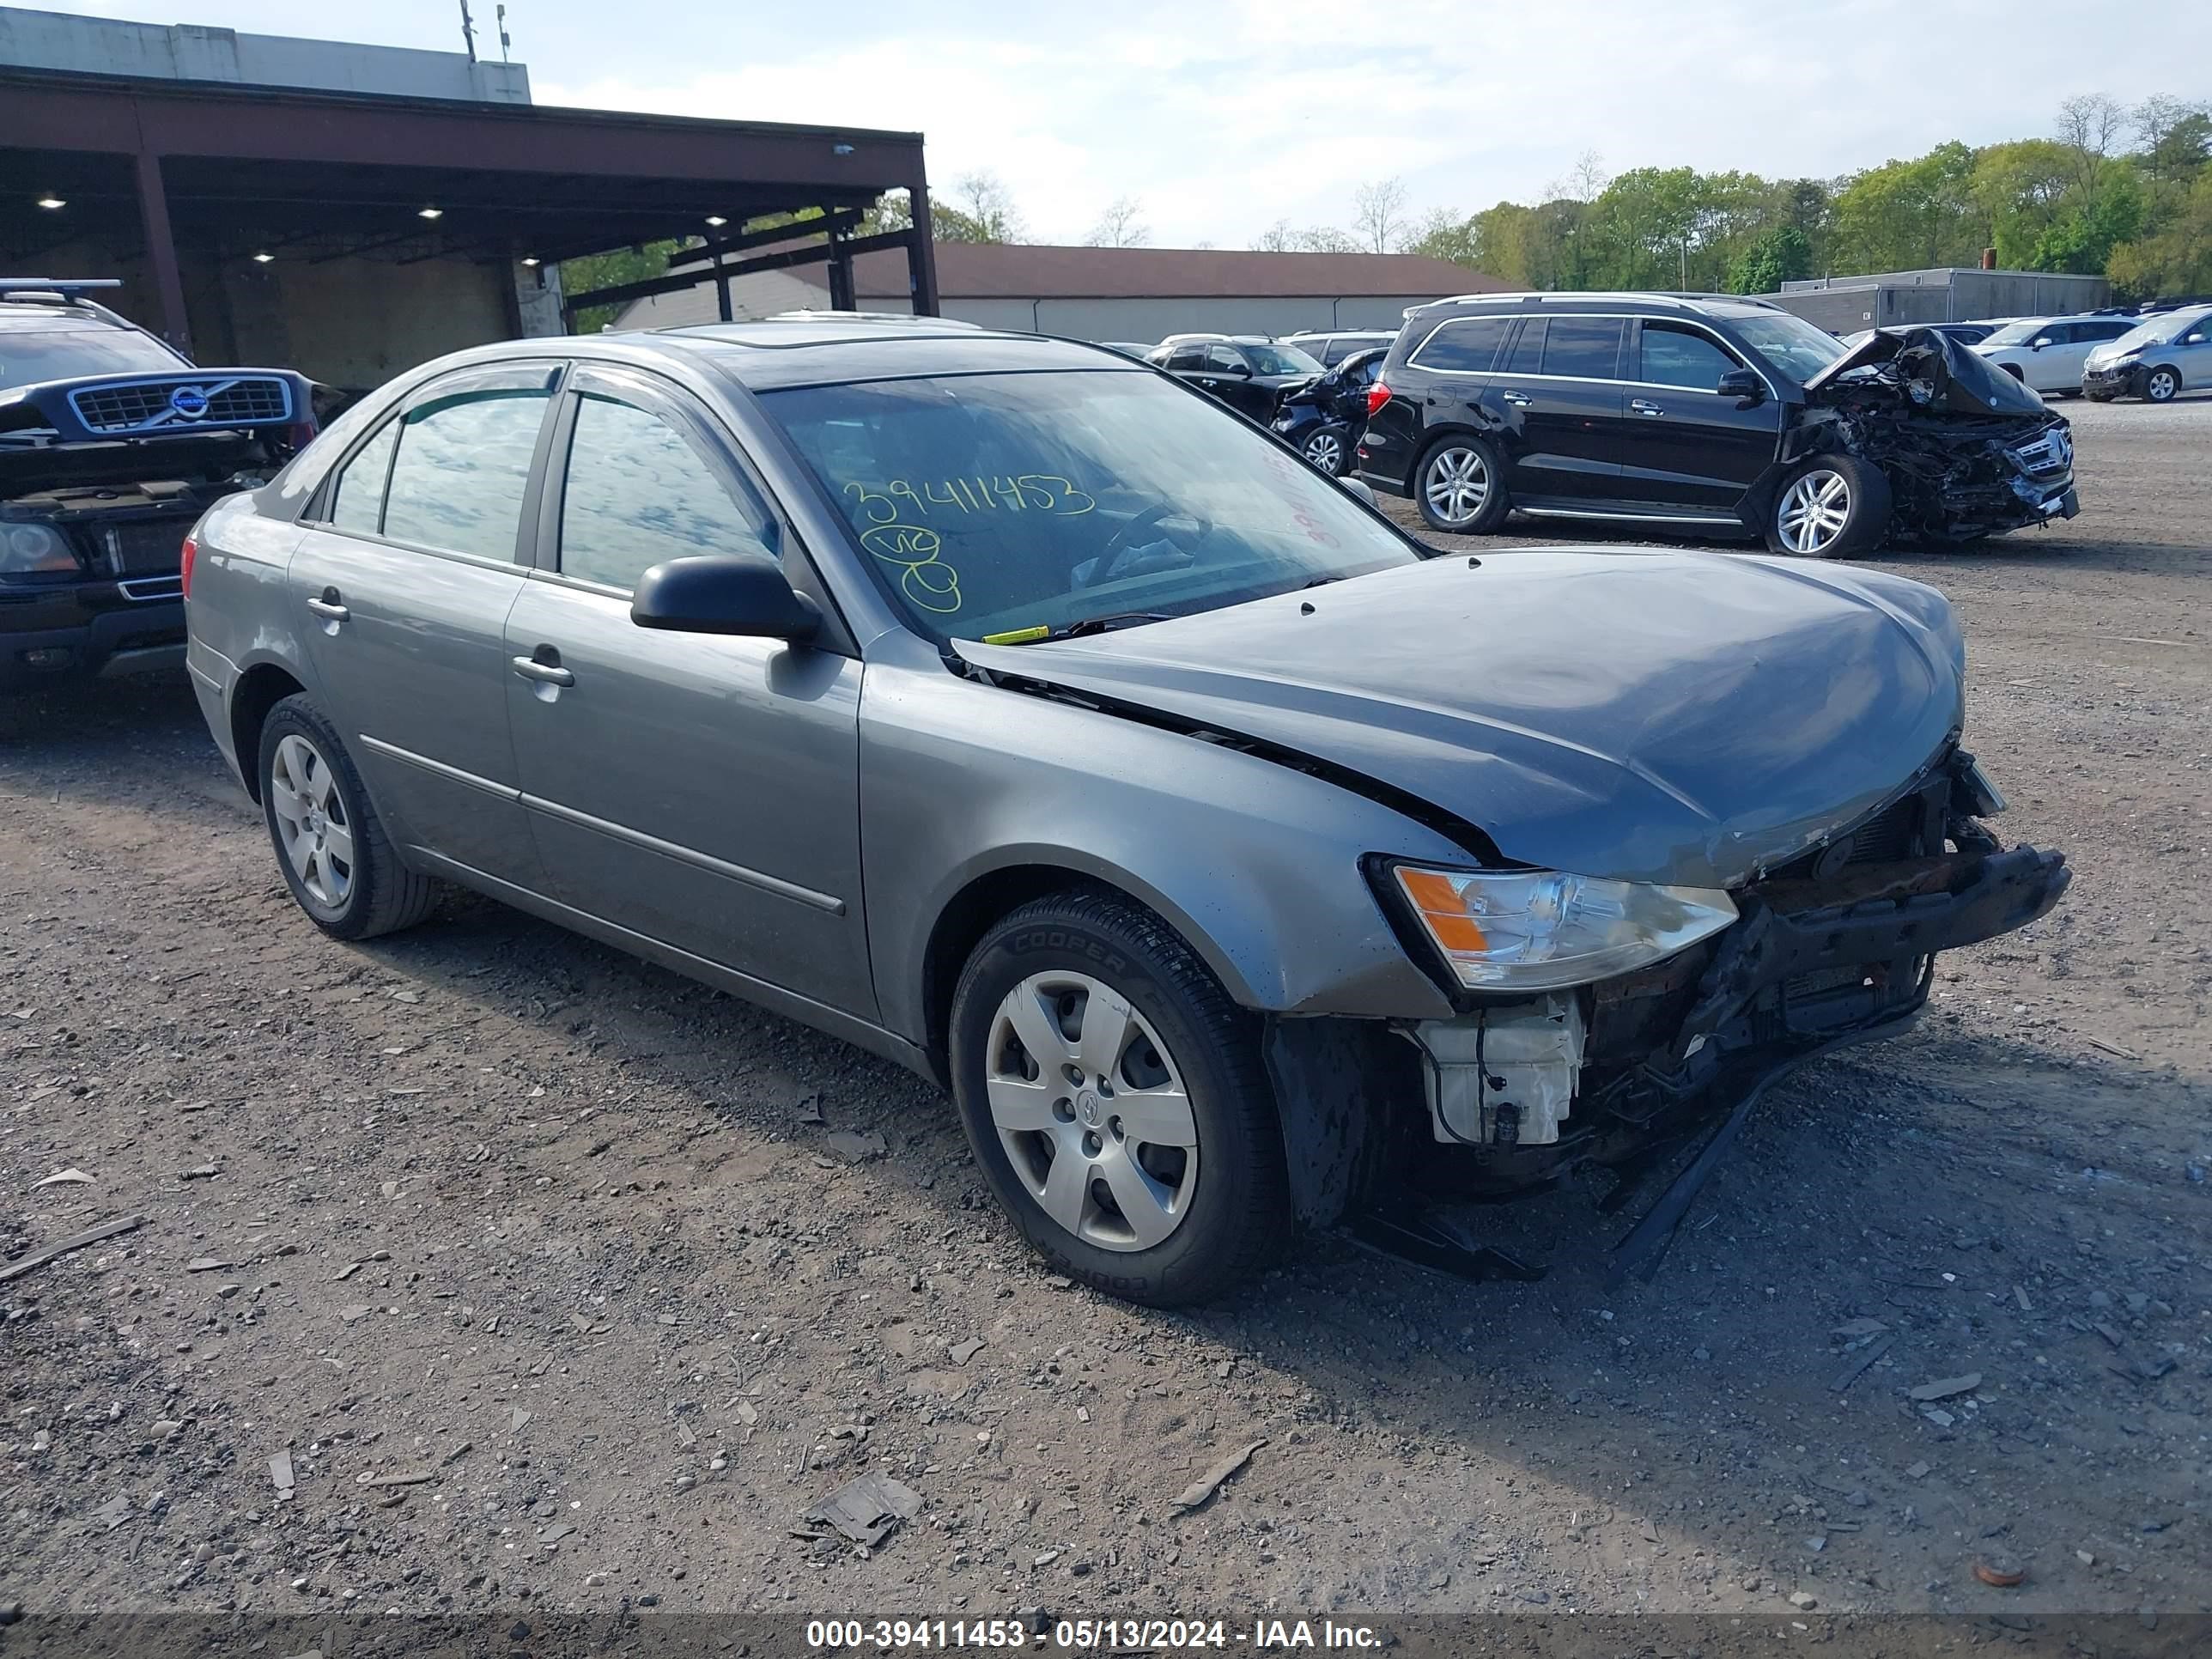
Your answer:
458,0 -> 478,63
496,4 -> 513,63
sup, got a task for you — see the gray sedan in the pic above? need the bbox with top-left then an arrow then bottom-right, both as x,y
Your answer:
183,318 -> 2068,1305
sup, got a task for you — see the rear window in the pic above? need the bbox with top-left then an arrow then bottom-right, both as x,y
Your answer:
380,386 -> 550,562
1412,317 -> 1510,374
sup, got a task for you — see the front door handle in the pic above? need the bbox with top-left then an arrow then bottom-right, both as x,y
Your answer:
1499,390 -> 1534,407
306,591 -> 349,622
1631,398 -> 1666,416
511,654 -> 574,688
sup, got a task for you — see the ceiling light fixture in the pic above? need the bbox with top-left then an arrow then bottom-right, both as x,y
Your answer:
35,195 -> 65,210
704,215 -> 729,228
520,255 -> 541,267
417,205 -> 443,220
252,251 -> 275,264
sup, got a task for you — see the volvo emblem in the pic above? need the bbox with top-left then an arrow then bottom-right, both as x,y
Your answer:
168,386 -> 210,419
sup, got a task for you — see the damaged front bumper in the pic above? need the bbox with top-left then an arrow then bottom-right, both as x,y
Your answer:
1402,795 -> 2069,1163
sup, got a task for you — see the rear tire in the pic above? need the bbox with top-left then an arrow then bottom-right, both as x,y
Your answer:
1300,424 -> 1350,476
1414,434 -> 1510,534
258,694 -> 440,940
948,890 -> 1289,1307
1764,456 -> 1891,559
2144,366 -> 2180,403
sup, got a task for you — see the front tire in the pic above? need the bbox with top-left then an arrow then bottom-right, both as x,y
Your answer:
1765,456 -> 1891,559
258,694 -> 440,940
948,890 -> 1289,1307
2144,366 -> 2180,403
1414,434 -> 1510,533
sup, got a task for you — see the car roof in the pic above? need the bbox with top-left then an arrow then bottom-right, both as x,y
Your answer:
1409,290 -> 1786,322
0,300 -> 128,332
600,318 -> 1146,392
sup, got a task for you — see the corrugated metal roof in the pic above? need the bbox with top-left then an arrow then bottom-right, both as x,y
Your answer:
854,241 -> 1505,300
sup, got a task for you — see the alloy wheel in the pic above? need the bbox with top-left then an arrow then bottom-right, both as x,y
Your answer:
1303,431 -> 1343,473
983,971 -> 1199,1252
1423,446 -> 1489,526
269,732 -> 355,908
1776,468 -> 1852,555
2146,368 -> 2179,403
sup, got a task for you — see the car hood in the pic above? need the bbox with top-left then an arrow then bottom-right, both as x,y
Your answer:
1808,326 -> 2047,416
954,549 -> 1966,890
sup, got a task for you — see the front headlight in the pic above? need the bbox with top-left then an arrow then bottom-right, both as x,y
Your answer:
1391,864 -> 1738,991
0,523 -> 79,577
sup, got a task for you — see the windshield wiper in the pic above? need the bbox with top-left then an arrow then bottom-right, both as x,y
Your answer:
979,611 -> 1175,646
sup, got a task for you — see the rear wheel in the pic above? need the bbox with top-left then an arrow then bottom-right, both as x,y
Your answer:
1300,425 -> 1348,476
948,890 -> 1289,1306
1415,435 -> 1509,533
1765,456 -> 1891,559
2144,366 -> 2181,403
258,694 -> 440,939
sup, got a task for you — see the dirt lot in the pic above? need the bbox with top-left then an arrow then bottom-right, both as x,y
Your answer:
3,397 -> 2208,1636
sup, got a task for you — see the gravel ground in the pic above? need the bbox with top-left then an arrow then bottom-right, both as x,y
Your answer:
2,397 -> 2207,1630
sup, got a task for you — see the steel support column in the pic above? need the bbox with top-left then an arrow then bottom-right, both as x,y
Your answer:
133,148 -> 191,352
904,170 -> 939,318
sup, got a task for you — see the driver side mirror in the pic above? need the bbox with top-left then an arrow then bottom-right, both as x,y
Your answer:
2185,333 -> 2206,346
2029,337 -> 2052,350
1223,362 -> 1253,377
1716,367 -> 1765,406
632,554 -> 820,642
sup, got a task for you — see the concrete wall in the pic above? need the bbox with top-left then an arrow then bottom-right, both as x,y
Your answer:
261,257 -> 514,386
620,271 -> 1448,342
0,6 -> 531,102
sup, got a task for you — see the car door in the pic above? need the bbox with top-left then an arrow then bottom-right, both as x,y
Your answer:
2019,322 -> 2082,391
1195,343 -> 1270,419
501,363 -> 873,1017
287,360 -> 560,884
1611,319 -> 1784,514
1485,315 -> 1627,503
2179,316 -> 2212,388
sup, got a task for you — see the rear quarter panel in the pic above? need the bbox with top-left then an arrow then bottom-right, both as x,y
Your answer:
185,488 -> 310,781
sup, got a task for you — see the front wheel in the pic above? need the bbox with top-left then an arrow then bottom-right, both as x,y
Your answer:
1415,434 -> 1510,533
2144,366 -> 2180,403
1765,456 -> 1891,559
948,891 -> 1290,1306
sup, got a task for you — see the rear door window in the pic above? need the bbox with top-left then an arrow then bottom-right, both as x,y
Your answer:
382,381 -> 554,562
556,390 -> 778,592
2076,319 -> 2134,343
1413,317 -> 1511,373
1540,317 -> 1626,380
1638,323 -> 1742,391
327,418 -> 398,535
1501,319 -> 1547,375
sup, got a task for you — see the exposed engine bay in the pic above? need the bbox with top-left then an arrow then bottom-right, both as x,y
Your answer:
1797,326 -> 2077,544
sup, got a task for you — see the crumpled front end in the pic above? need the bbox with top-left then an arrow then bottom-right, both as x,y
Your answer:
1400,747 -> 2069,1173
1798,327 -> 2079,544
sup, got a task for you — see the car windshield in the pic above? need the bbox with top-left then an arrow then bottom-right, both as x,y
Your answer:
1724,312 -> 1848,381
0,326 -> 185,387
763,368 -> 1421,642
2112,307 -> 2210,349
1243,343 -> 1322,375
1979,319 -> 2049,347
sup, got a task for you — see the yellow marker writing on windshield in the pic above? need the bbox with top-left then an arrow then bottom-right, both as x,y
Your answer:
981,625 -> 1051,645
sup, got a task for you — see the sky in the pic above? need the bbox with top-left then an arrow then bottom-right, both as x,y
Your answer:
27,0 -> 2212,247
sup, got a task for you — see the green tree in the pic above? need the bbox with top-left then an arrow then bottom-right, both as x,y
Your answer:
1832,141 -> 1978,271
2106,168 -> 2212,295
560,240 -> 682,333
1727,226 -> 1813,294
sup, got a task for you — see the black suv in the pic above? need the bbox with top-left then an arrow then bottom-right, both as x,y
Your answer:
1,279 -> 313,690
1358,293 -> 2079,556
1145,336 -> 1323,423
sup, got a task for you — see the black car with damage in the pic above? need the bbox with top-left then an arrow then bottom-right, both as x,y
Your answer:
1,279 -> 314,690
1357,292 -> 2077,556
1270,344 -> 1385,476
1145,336 -> 1325,424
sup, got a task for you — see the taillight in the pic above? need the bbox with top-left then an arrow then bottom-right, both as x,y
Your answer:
1366,380 -> 1394,416
179,534 -> 198,600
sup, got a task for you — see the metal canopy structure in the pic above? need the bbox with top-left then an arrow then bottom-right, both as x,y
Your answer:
0,65 -> 940,353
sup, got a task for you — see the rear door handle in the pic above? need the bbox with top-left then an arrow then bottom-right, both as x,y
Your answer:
306,592 -> 348,622
1499,390 -> 1533,407
1631,398 -> 1665,416
511,654 -> 574,688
